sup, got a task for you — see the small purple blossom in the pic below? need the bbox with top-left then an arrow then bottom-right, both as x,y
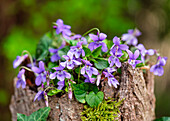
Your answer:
88,33 -> 108,52
34,90 -> 44,101
70,34 -> 81,40
103,71 -> 119,88
53,19 -> 72,39
122,29 -> 141,46
110,36 -> 129,57
127,50 -> 141,69
13,54 -> 28,68
16,69 -> 26,89
81,60 -> 98,77
68,41 -> 85,58
60,54 -> 82,69
49,48 -> 61,62
57,81 -> 65,90
136,44 -> 155,63
32,61 -> 47,86
49,66 -> 71,81
108,55 -> 121,68
83,74 -> 96,83
150,56 -> 167,76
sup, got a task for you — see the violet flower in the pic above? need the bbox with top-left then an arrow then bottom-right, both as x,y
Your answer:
108,55 -> 121,68
34,90 -> 44,101
68,41 -> 85,58
127,50 -> 141,69
110,36 -> 129,57
16,69 -> 26,89
32,61 -> 47,86
83,74 -> 96,83
49,66 -> 71,81
122,29 -> 141,46
136,44 -> 155,63
88,33 -> 108,52
81,60 -> 98,77
13,54 -> 28,68
57,81 -> 65,90
60,54 -> 82,69
49,48 -> 61,62
53,19 -> 72,39
103,71 -> 119,88
70,34 -> 81,40
150,56 -> 167,76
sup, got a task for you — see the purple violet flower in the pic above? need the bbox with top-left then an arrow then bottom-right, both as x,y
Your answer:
49,66 -> 71,82
88,33 -> 108,52
81,60 -> 98,77
53,19 -> 72,39
103,71 -> 119,88
110,36 -> 129,57
68,41 -> 85,58
136,44 -> 155,63
70,34 -> 81,40
60,54 -> 82,69
13,54 -> 28,68
127,50 -> 141,69
32,61 -> 47,86
122,29 -> 141,46
16,69 -> 26,89
34,90 -> 44,101
83,74 -> 96,83
150,56 -> 167,76
49,48 -> 61,62
108,55 -> 121,68
57,81 -> 65,90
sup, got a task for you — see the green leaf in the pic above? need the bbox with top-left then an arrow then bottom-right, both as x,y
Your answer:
94,59 -> 109,69
119,50 -> 128,62
36,32 -> 52,61
89,58 -> 98,63
47,89 -> 63,96
154,117 -> 170,121
72,83 -> 99,103
106,40 -> 113,49
86,91 -> 104,107
58,46 -> 70,60
92,46 -> 102,57
17,113 -> 27,121
65,39 -> 78,46
17,107 -> 51,121
83,47 -> 91,57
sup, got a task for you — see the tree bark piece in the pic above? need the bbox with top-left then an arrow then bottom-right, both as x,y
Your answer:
10,63 -> 155,121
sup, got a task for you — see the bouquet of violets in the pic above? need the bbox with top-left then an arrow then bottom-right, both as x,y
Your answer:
13,19 -> 167,108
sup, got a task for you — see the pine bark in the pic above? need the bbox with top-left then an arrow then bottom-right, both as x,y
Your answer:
10,63 -> 155,121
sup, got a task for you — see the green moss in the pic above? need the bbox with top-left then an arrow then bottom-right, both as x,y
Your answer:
81,97 -> 124,121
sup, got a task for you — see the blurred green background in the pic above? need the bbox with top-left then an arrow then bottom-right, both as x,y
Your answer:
0,0 -> 170,120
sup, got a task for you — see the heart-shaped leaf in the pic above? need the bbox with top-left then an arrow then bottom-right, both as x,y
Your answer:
72,83 -> 99,103
83,47 -> 91,57
36,32 -> 52,61
94,59 -> 109,69
92,46 -> 102,57
17,107 -> 51,121
86,91 -> 104,107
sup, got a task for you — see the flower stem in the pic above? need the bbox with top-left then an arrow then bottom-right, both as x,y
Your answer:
22,50 -> 34,67
19,66 -> 33,72
82,28 -> 100,37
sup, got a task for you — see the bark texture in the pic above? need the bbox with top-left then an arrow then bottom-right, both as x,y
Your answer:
10,63 -> 155,121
